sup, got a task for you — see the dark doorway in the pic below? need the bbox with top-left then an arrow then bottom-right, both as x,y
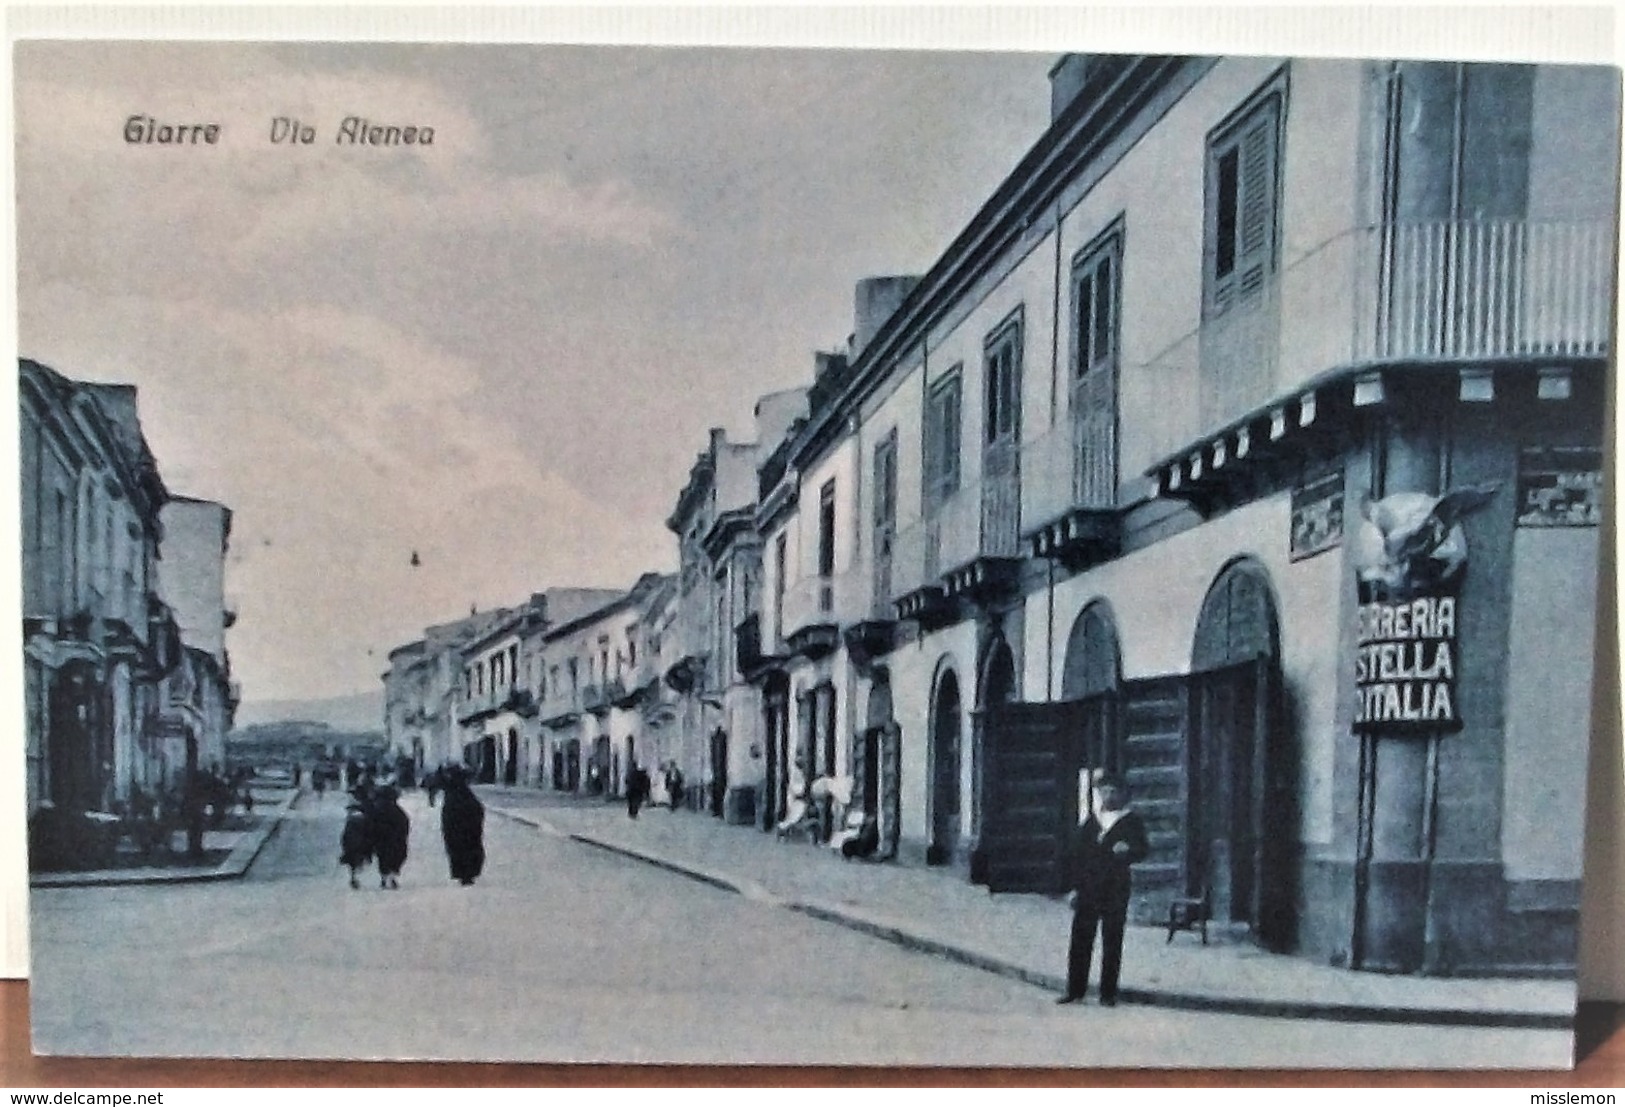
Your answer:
1189,560 -> 1292,951
761,673 -> 790,830
48,662 -> 105,813
565,739 -> 581,792
591,736 -> 611,794
708,727 -> 728,818
478,736 -> 497,784
928,669 -> 962,864
504,730 -> 518,786
1061,602 -> 1124,818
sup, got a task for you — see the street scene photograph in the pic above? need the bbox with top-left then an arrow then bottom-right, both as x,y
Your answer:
13,37 -> 1619,1070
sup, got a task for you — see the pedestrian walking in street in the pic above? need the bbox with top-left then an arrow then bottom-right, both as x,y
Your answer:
423,767 -> 442,808
339,788 -> 376,890
1057,772 -> 1148,1007
665,764 -> 684,812
313,771 -> 327,802
626,763 -> 650,819
440,766 -> 486,886
370,785 -> 410,890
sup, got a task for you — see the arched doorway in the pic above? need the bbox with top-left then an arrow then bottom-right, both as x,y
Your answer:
859,669 -> 900,858
928,668 -> 962,865
1062,601 -> 1123,824
973,636 -> 1017,854
1189,559 -> 1293,950
504,729 -> 519,786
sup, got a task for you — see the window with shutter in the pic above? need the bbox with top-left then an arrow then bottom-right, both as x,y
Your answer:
1206,91 -> 1282,318
923,368 -> 962,515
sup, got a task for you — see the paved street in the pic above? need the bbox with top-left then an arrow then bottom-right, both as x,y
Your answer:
29,789 -> 1571,1067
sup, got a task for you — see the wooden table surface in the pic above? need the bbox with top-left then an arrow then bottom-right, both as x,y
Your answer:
1,981 -> 1620,1087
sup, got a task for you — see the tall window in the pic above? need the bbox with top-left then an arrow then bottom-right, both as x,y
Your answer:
773,532 -> 788,644
923,368 -> 963,514
817,480 -> 837,612
984,324 -> 1022,447
1205,86 -> 1283,318
1072,232 -> 1121,382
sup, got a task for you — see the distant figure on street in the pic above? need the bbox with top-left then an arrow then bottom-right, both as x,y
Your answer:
313,771 -> 327,801
339,788 -> 376,890
440,766 -> 486,886
370,785 -> 410,890
1057,772 -> 1148,1008
423,767 -> 442,808
292,764 -> 302,788
626,764 -> 650,819
665,764 -> 684,812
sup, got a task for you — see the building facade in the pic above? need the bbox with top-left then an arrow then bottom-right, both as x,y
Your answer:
738,56 -> 1615,977
18,359 -> 234,870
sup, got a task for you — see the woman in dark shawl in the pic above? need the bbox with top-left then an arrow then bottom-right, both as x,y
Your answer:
370,785 -> 411,889
339,788 -> 375,890
440,767 -> 486,886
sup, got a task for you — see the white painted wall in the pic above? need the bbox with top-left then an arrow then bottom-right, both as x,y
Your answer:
1034,491 -> 1345,846
1504,527 -> 1600,881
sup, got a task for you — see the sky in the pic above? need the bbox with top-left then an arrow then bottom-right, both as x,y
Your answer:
14,41 -> 1054,703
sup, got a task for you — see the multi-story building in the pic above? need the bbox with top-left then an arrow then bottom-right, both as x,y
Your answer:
19,360 -> 188,866
743,56 -> 1616,977
157,496 -> 238,777
669,391 -> 809,822
535,577 -> 669,797
383,607 -> 514,777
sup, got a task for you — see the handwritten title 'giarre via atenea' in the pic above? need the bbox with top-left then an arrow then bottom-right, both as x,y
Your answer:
123,115 -> 435,146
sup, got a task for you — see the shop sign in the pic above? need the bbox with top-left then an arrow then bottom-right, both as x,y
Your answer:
1354,594 -> 1459,730
1350,484 -> 1498,733
1290,469 -> 1344,561
1516,447 -> 1602,528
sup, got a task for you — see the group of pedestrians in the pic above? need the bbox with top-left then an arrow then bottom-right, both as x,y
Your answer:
332,763 -> 486,890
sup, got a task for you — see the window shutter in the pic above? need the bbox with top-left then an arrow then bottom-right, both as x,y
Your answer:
1235,112 -> 1275,297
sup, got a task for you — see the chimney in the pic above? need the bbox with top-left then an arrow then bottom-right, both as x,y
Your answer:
852,275 -> 921,358
813,350 -> 848,381
1049,54 -> 1091,121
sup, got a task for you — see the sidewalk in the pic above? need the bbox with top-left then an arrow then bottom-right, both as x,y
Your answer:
486,787 -> 1576,1030
29,787 -> 299,889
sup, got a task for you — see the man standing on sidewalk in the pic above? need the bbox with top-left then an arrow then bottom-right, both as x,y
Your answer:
1057,772 -> 1148,1007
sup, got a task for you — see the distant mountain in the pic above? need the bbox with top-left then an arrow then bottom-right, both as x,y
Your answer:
233,690 -> 385,733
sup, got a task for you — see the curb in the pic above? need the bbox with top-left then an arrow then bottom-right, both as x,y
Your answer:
29,790 -> 299,890
499,810 -> 1573,1032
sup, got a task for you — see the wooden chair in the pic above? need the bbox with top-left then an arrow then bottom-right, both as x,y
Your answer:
1166,884 -> 1210,944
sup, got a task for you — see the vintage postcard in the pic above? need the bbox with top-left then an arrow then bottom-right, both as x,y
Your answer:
13,32 -> 1620,1070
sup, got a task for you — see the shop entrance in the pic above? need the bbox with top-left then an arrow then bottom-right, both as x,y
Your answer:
1189,560 -> 1293,951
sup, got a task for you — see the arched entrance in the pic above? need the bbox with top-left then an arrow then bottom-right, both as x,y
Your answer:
859,669 -> 901,858
1189,559 -> 1293,950
504,729 -> 519,786
1062,601 -> 1123,824
973,636 -> 1017,856
927,668 -> 962,865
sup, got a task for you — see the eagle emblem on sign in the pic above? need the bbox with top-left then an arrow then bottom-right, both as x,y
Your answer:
1350,484 -> 1499,602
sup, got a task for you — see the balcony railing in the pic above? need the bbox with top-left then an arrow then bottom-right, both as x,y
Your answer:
781,570 -> 868,639
1140,219 -> 1614,468
1021,406 -> 1119,533
888,464 -> 1023,602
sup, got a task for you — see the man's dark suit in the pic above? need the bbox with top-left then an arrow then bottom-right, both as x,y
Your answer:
1062,809 -> 1150,1003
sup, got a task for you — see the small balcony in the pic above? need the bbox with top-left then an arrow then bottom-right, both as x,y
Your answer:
734,613 -> 788,679
780,573 -> 848,659
1020,417 -> 1122,570
581,683 -> 611,715
1141,219 -> 1614,473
